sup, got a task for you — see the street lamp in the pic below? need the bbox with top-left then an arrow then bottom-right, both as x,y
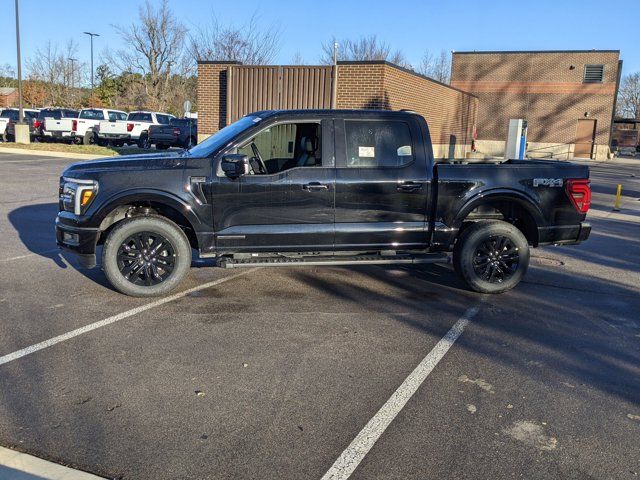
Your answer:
83,31 -> 99,98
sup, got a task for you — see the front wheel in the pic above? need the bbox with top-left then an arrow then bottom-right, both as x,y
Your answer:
102,216 -> 191,297
453,220 -> 529,294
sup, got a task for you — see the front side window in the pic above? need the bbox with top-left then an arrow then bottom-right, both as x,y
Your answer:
344,120 -> 414,168
237,122 -> 321,174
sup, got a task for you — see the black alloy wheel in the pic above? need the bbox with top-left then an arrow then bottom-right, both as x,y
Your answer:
117,231 -> 175,286
471,235 -> 520,284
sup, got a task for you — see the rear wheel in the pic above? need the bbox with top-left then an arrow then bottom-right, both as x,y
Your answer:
453,220 -> 529,294
138,133 -> 150,149
83,131 -> 95,145
102,216 -> 191,297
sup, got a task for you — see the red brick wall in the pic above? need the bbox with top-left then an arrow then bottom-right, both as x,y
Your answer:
0,89 -> 18,108
197,62 -> 239,136
451,51 -> 620,146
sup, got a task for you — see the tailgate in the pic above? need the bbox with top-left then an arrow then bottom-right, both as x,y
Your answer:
98,120 -> 128,134
44,118 -> 74,133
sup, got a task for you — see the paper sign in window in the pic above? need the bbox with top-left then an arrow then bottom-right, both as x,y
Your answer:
397,145 -> 412,156
359,146 -> 375,158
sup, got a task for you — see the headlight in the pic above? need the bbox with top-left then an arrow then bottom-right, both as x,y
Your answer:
59,177 -> 98,215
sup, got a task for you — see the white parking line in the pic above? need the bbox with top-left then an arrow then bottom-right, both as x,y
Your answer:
321,305 -> 480,480
0,269 -> 257,367
0,249 -> 60,262
0,446 -> 104,479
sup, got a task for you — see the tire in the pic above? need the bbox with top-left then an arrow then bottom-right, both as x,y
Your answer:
102,215 -> 191,297
83,131 -> 95,145
138,133 -> 150,149
453,220 -> 529,294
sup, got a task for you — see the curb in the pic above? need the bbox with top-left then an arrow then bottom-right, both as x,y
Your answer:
0,146 -> 107,160
0,446 -> 105,479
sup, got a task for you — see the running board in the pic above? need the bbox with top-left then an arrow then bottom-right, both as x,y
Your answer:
218,253 -> 449,269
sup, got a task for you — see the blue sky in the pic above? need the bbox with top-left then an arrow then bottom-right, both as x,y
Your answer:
2,0 -> 638,79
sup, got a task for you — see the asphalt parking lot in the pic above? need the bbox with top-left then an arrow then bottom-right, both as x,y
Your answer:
0,152 -> 638,480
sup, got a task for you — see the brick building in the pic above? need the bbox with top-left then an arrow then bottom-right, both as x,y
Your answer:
451,50 -> 622,160
197,60 -> 478,159
0,87 -> 18,108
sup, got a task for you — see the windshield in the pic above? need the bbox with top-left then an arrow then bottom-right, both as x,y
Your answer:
187,116 -> 260,157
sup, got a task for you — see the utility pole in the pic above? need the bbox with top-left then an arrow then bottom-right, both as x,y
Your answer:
14,0 -> 24,124
83,31 -> 99,99
331,41 -> 339,109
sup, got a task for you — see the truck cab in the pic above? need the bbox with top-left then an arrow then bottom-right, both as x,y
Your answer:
56,110 -> 591,297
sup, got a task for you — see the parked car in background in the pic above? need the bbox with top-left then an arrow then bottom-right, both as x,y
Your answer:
36,108 -> 78,142
95,111 -> 174,148
149,117 -> 197,149
72,108 -> 127,145
1,108 -> 40,142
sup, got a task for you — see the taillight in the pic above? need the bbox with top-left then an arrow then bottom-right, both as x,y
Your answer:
34,120 -> 41,129
173,128 -> 180,136
72,120 -> 77,132
565,179 -> 591,214
127,123 -> 134,132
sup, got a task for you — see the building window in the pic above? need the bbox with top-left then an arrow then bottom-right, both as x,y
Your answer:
583,65 -> 604,83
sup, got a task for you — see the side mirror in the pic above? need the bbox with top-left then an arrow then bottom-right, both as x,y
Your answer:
221,154 -> 249,178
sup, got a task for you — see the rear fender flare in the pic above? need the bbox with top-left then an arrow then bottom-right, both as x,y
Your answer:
453,188 -> 546,229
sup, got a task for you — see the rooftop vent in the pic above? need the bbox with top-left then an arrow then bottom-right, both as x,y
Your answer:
583,64 -> 604,83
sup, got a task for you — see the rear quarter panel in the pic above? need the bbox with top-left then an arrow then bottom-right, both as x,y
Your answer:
435,160 -> 589,231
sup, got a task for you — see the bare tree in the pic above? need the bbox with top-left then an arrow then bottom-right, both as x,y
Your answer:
26,40 -> 85,106
190,13 -> 281,64
321,35 -> 409,67
290,51 -> 305,65
110,0 -> 189,111
0,64 -> 16,87
418,49 -> 451,84
617,72 -> 640,119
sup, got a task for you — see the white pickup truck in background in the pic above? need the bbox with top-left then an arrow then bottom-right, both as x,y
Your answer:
38,108 -> 78,142
72,108 -> 128,145
1,108 -> 40,142
95,111 -> 174,148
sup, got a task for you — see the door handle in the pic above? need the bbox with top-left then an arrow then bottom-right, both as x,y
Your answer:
303,182 -> 329,191
397,181 -> 423,192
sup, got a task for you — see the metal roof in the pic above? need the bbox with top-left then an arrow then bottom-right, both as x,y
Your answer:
0,87 -> 17,96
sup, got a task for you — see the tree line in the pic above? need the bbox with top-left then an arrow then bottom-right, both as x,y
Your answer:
1,0 -> 637,119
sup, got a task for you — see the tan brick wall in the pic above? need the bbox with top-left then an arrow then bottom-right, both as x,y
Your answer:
451,51 -> 620,158
197,60 -> 478,158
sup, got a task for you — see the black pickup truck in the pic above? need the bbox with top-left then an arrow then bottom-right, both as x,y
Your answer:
56,110 -> 591,297
148,118 -> 198,150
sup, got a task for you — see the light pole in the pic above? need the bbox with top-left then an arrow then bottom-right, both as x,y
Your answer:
14,0 -> 24,124
83,31 -> 99,98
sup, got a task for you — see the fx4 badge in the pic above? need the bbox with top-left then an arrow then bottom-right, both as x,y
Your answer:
533,178 -> 563,187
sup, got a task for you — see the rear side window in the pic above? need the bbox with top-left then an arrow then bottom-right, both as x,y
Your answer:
79,109 -> 105,120
344,120 -> 414,168
1,110 -> 18,121
108,111 -> 127,121
25,111 -> 39,120
62,110 -> 78,118
156,114 -> 171,124
128,112 -> 152,122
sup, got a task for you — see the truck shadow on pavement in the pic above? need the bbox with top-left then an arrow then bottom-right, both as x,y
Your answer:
8,203 -> 113,290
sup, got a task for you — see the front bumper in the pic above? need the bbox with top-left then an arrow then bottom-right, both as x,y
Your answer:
55,215 -> 100,268
538,221 -> 591,246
